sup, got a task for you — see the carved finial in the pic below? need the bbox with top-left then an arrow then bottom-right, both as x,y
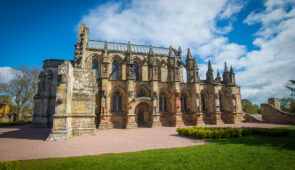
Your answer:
178,46 -> 182,53
187,48 -> 192,59
127,41 -> 131,53
149,45 -> 154,56
208,60 -> 213,71
194,57 -> 198,69
230,65 -> 234,73
206,60 -> 214,83
215,69 -> 221,82
224,62 -> 228,72
169,45 -> 173,57
104,40 -> 108,51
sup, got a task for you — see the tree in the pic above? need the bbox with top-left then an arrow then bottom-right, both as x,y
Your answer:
242,99 -> 261,114
280,98 -> 295,114
0,65 -> 40,121
286,80 -> 295,97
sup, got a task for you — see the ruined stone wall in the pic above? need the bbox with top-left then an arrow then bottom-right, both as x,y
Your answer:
261,103 -> 295,125
32,59 -> 62,127
47,61 -> 97,140
71,68 -> 97,135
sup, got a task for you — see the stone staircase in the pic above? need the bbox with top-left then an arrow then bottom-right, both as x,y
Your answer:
244,112 -> 262,122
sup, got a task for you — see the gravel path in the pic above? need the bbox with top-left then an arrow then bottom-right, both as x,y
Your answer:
0,123 -> 290,162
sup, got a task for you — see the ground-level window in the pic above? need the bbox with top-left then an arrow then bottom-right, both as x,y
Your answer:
201,94 -> 206,113
159,93 -> 167,112
112,91 -> 122,112
181,93 -> 188,112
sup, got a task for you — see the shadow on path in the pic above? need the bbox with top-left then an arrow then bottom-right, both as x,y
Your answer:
0,124 -> 51,140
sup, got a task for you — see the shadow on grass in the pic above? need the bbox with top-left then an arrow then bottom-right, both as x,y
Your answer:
175,126 -> 295,151
207,126 -> 295,151
0,124 -> 51,140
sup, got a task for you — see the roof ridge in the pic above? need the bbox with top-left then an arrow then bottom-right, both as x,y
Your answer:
88,40 -> 169,50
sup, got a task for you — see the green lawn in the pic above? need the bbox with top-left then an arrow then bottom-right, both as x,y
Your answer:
2,126 -> 295,170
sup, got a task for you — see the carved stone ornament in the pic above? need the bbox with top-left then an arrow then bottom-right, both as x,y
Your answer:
128,90 -> 133,97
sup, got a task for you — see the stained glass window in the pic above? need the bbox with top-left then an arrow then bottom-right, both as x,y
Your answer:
111,60 -> 119,80
134,62 -> 139,81
92,59 -> 99,78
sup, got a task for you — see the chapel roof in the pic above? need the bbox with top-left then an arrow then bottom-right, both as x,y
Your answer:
87,40 -> 178,56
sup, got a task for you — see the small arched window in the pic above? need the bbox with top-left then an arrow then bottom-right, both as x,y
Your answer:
112,91 -> 122,112
136,88 -> 146,98
111,60 -> 119,80
181,93 -> 187,112
201,94 -> 206,113
159,93 -> 167,112
92,59 -> 99,78
219,93 -> 224,112
134,61 -> 139,81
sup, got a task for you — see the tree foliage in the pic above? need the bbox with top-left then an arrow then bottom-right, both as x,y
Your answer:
242,99 -> 261,114
0,65 -> 40,121
280,98 -> 295,114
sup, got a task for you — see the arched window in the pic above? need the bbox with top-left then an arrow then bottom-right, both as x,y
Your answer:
136,88 -> 146,98
134,61 -> 139,81
92,59 -> 99,78
159,93 -> 167,112
112,91 -> 122,112
219,93 -> 224,112
181,93 -> 187,112
111,60 -> 119,80
201,94 -> 206,113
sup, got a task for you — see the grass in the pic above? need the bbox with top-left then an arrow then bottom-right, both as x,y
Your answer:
0,120 -> 32,127
1,126 -> 295,170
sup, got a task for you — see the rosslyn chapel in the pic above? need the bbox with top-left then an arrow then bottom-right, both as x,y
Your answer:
33,24 -> 243,140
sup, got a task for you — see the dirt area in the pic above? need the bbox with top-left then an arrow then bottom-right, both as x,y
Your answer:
0,123 -> 289,162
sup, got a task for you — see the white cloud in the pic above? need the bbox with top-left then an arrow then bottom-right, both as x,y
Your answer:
79,0 -> 295,104
238,0 -> 295,103
80,0 -> 242,50
0,67 -> 15,83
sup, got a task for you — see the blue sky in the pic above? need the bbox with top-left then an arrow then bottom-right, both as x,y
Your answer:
0,0 -> 105,67
0,0 -> 295,104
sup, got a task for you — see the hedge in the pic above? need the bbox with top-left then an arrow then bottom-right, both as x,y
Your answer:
177,127 -> 290,139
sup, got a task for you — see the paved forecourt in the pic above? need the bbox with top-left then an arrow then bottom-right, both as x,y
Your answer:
0,123 -> 289,161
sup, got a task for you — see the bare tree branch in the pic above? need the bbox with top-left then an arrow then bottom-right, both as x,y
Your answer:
0,65 -> 41,121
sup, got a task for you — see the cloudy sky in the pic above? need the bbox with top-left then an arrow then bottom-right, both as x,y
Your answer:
0,0 -> 295,104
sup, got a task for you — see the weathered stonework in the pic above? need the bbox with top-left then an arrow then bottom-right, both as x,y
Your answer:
261,98 -> 295,125
33,24 -> 243,140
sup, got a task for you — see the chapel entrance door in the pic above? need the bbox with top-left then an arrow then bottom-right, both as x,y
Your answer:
135,103 -> 151,127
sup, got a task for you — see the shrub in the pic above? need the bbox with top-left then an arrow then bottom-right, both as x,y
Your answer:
177,127 -> 290,139
0,161 -> 19,170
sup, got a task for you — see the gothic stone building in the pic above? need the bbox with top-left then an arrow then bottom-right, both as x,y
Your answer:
33,24 -> 243,140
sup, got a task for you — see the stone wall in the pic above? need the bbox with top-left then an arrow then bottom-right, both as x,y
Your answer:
32,59 -> 61,127
47,61 -> 97,140
261,103 -> 295,125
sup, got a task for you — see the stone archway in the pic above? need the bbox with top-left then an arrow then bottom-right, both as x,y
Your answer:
135,102 -> 152,127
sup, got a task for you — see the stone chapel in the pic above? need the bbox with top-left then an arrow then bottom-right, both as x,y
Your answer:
32,24 -> 243,140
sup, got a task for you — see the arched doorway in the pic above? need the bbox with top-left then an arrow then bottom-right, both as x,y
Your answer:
135,102 -> 152,127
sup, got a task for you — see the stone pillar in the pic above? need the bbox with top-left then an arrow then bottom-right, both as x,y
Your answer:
47,61 -> 73,140
98,79 -> 110,129
99,53 -> 110,129
151,80 -> 161,127
191,83 -> 204,126
126,79 -> 137,128
173,82 -> 184,127
268,98 -> 281,110
214,85 -> 223,125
